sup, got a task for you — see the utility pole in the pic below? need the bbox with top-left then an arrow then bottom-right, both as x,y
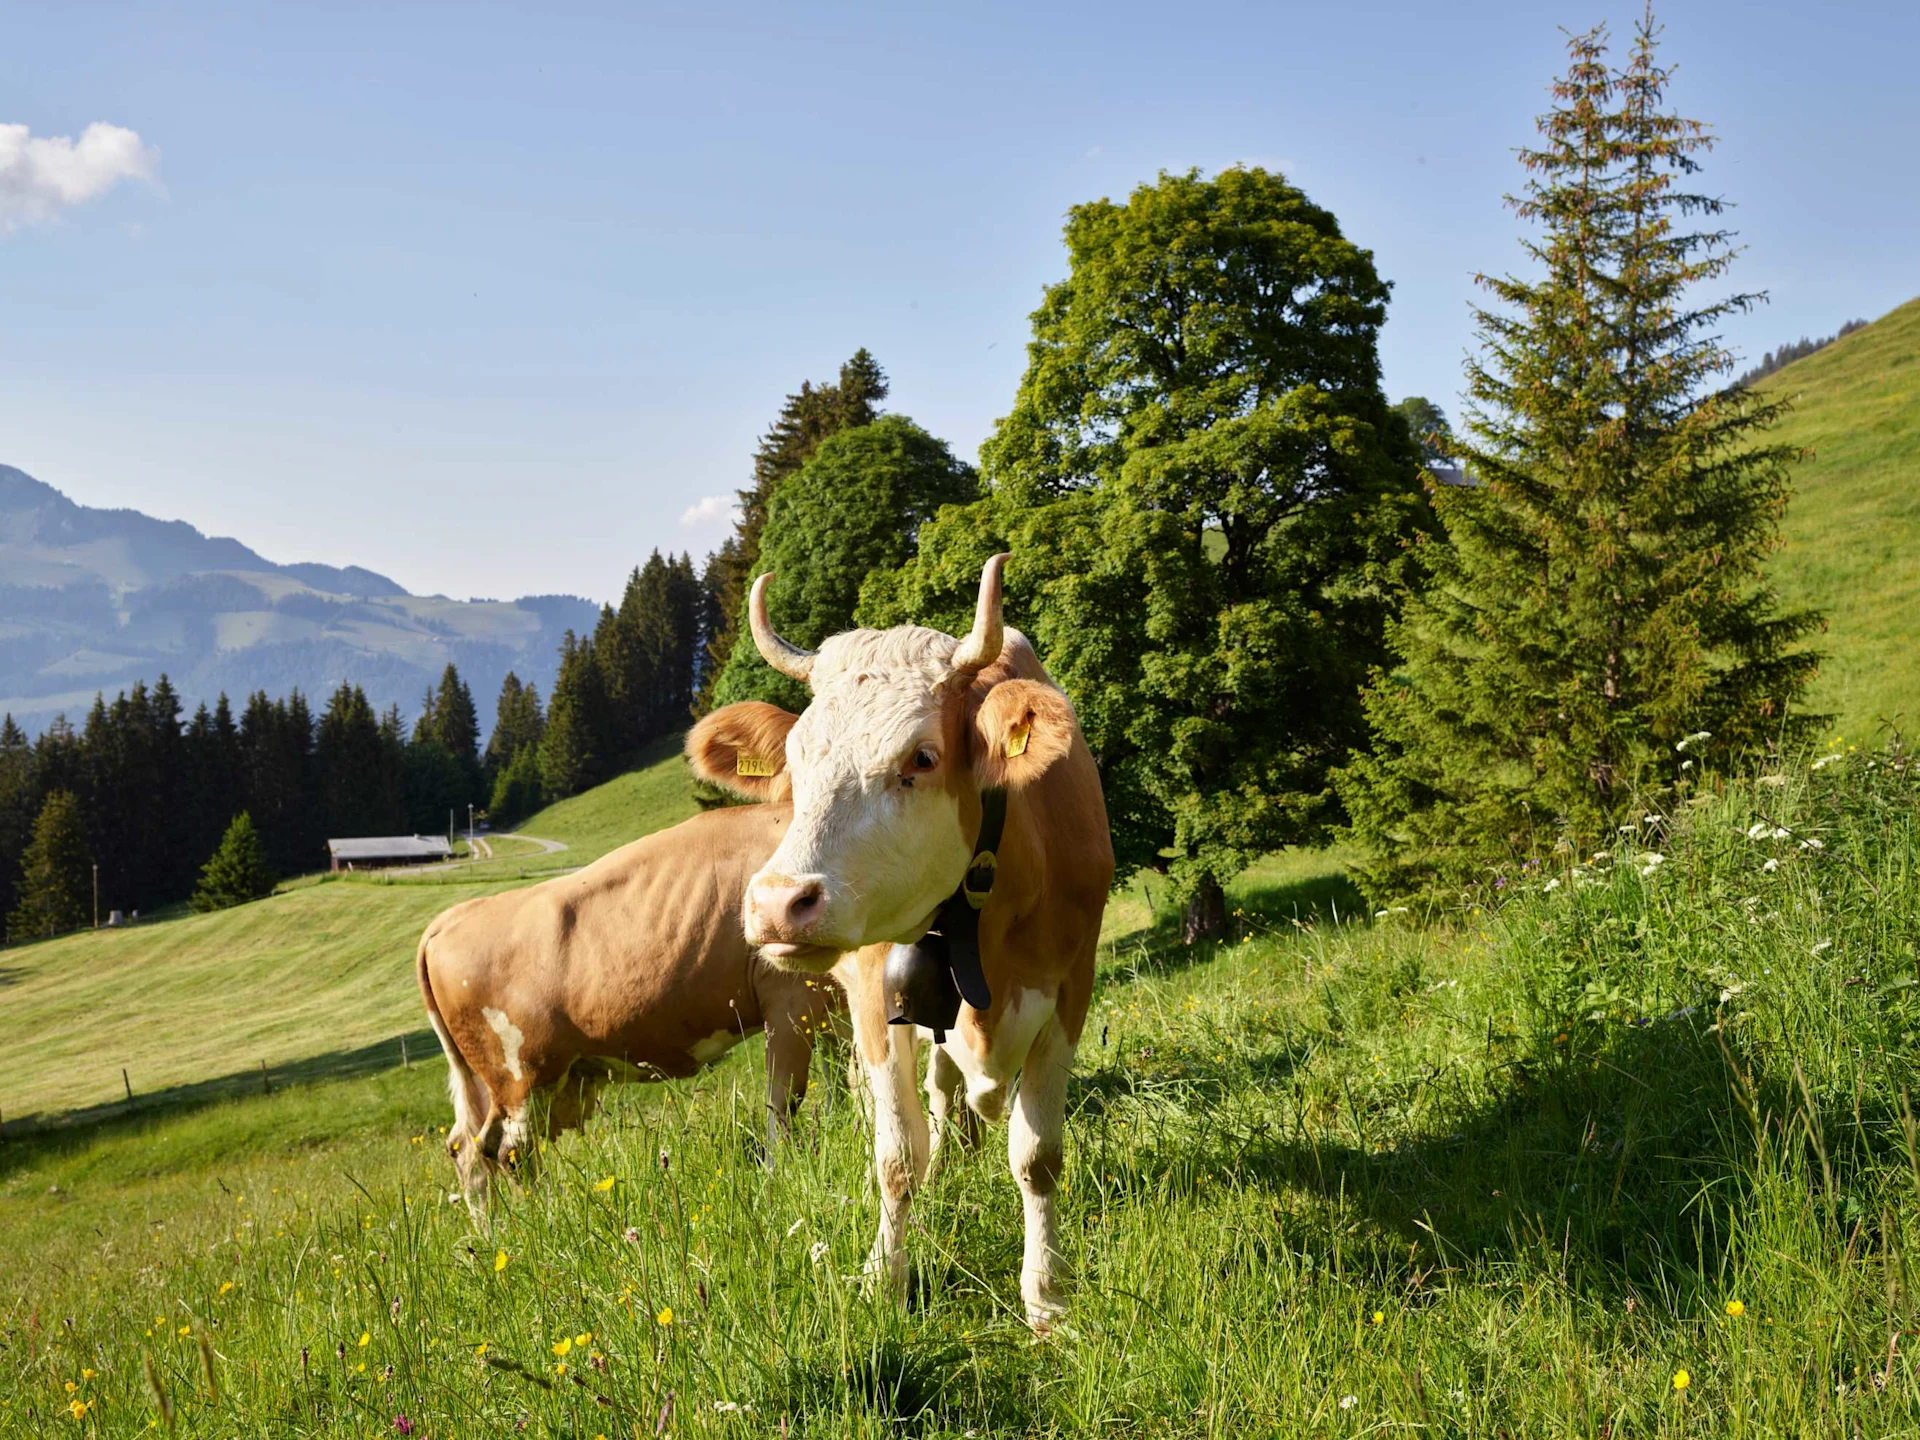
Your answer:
92,864 -> 99,929
467,803 -> 474,849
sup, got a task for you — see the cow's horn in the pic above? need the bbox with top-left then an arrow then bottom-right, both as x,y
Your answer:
749,572 -> 815,683
950,553 -> 1009,674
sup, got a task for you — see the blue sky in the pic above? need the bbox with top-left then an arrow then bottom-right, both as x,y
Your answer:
3,1 -> 1914,603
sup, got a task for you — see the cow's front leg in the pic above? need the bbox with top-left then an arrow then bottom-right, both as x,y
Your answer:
1010,1017 -> 1073,1329
864,1023 -> 929,1303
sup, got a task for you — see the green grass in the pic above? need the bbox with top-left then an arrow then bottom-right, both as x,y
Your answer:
1764,295 -> 1920,738
0,736 -> 703,1129
5,748 -> 1918,1434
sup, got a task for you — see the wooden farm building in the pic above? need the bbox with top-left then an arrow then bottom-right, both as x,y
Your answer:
326,835 -> 453,872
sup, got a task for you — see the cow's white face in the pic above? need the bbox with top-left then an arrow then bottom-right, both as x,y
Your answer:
744,626 -> 975,968
682,555 -> 1080,974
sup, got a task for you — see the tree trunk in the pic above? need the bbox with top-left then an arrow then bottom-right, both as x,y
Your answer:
1182,873 -> 1228,944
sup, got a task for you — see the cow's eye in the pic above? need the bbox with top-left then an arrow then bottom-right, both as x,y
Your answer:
909,747 -> 938,773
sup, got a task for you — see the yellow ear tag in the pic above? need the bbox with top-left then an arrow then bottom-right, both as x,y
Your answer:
735,754 -> 775,777
1006,724 -> 1030,759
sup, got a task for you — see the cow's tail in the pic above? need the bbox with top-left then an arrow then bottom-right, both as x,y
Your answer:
417,925 -> 490,1154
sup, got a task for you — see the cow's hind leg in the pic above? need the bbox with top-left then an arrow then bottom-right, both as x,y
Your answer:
764,1016 -> 814,1154
925,1039 -> 979,1176
1010,1017 -> 1074,1330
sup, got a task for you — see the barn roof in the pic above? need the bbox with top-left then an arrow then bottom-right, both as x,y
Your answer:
326,835 -> 453,862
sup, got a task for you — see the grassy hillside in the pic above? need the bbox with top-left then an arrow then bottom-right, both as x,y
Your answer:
1764,295 -> 1920,736
0,736 -> 702,1128
4,756 -> 1917,1433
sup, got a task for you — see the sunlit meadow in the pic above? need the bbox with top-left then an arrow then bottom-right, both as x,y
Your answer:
4,739 -> 1920,1435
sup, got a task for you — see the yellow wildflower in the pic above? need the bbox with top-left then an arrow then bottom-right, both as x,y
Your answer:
493,1250 -> 509,1273
474,1343 -> 488,1357
575,1331 -> 592,1346
656,1306 -> 674,1326
358,1331 -> 370,1348
68,1398 -> 89,1420
219,1281 -> 235,1295
1725,1300 -> 1745,1318
1672,1370 -> 1690,1391
81,1369 -> 96,1380
594,1176 -> 616,1192
1372,1311 -> 1384,1325
552,1337 -> 573,1357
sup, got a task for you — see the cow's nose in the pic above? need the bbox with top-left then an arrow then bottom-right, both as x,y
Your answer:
751,874 -> 827,937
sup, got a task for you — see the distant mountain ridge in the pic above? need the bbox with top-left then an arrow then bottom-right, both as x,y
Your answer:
0,465 -> 598,734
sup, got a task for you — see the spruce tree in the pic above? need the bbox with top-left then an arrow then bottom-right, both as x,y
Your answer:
1338,16 -> 1822,900
430,664 -> 481,767
8,789 -> 92,941
191,811 -> 277,912
0,716 -> 36,923
540,631 -> 609,797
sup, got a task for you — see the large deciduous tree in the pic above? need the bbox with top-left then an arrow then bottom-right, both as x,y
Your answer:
1336,17 -> 1822,901
869,167 -> 1425,937
697,350 -> 890,711
713,416 -> 979,713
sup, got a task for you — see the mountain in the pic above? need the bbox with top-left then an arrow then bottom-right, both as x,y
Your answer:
1761,296 -> 1920,740
0,465 -> 599,734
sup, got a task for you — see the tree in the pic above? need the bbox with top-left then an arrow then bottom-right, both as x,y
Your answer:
1392,397 -> 1456,465
485,672 -> 545,775
540,631 -> 610,798
870,168 -> 1425,938
191,811 -> 277,912
315,683 -> 405,839
488,744 -> 545,828
0,716 -> 37,924
428,664 -> 481,767
1337,17 -> 1823,901
713,417 -> 978,711
697,350 -> 890,710
8,790 -> 91,941
240,691 -> 318,877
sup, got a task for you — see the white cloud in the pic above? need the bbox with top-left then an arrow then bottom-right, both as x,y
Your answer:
0,121 -> 157,232
679,494 -> 738,530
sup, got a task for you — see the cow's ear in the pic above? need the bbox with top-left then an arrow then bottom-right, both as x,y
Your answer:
972,680 -> 1076,791
686,702 -> 798,800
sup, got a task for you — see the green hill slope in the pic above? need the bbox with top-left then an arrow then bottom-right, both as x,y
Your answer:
1763,296 -> 1920,736
0,739 -> 702,1127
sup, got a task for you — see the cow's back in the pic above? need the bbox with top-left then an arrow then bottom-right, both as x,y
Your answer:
426,803 -> 792,1083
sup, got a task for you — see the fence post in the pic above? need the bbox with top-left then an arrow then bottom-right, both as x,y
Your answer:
260,1059 -> 271,1095
122,1067 -> 133,1104
400,1034 -> 410,1068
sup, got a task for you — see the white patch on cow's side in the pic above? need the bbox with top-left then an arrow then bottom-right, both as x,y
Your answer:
689,1029 -> 742,1066
938,986 -> 1057,1122
482,1007 -> 525,1081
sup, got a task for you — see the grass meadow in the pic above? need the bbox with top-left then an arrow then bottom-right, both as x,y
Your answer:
1766,294 -> 1920,736
0,737 -> 698,1128
4,740 -> 1920,1435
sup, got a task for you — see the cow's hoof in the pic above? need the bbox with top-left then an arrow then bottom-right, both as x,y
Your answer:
861,1250 -> 909,1306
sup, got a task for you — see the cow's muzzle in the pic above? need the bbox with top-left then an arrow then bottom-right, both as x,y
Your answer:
746,871 -> 841,970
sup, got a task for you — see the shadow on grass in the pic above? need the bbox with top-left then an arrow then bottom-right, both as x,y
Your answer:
765,1333 -> 1036,1435
0,1028 -> 440,1170
1066,1013 -> 1795,1298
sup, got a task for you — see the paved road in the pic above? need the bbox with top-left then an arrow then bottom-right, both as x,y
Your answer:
396,833 -> 570,875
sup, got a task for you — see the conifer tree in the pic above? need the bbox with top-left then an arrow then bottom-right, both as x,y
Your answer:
485,672 -> 545,773
1338,16 -> 1823,899
0,716 -> 36,924
191,811 -> 277,912
316,683 -> 404,839
8,789 -> 91,941
698,350 -> 889,710
540,631 -> 610,797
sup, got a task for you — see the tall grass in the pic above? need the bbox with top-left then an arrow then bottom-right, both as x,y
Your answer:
3,745 -> 1918,1434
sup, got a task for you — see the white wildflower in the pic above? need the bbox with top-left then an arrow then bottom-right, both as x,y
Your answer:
1639,853 -> 1666,878
1812,940 -> 1833,955
1591,850 -> 1612,862
1339,1395 -> 1358,1410
714,1400 -> 751,1413
1676,730 -> 1711,752
1812,753 -> 1843,771
1762,857 -> 1779,873
1800,837 -> 1825,851
1543,877 -> 1561,892
785,1218 -> 805,1239
809,1240 -> 830,1266
1679,759 -> 1694,772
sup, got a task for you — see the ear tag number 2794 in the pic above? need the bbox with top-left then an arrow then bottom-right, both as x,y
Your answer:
736,754 -> 776,777
1006,723 -> 1030,759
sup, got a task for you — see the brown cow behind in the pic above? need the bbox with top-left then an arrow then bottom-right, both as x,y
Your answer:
416,801 -> 841,1210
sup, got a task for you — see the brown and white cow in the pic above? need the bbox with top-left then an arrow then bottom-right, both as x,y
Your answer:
687,555 -> 1113,1328
417,801 -> 841,1210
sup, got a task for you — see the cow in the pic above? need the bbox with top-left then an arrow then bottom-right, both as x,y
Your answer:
686,554 -> 1113,1329
416,800 -> 842,1212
